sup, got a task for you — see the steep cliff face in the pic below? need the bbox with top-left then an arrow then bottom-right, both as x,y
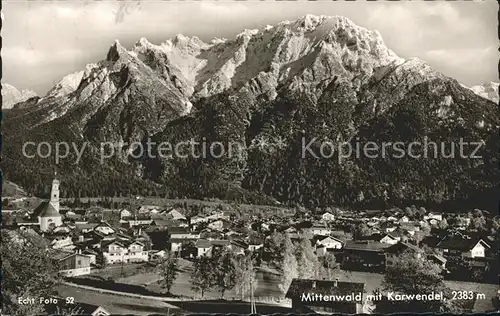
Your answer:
3,15 -> 498,210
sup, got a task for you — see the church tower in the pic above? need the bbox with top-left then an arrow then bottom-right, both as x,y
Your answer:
50,173 -> 60,213
38,173 -> 62,231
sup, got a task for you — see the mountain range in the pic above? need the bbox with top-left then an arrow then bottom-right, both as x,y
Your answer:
1,84 -> 37,109
2,15 -> 498,211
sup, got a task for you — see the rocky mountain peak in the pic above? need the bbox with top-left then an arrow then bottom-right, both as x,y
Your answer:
2,83 -> 37,109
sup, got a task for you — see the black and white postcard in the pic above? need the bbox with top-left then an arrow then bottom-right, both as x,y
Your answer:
1,1 -> 498,315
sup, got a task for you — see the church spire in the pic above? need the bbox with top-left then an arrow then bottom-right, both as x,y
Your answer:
50,173 -> 60,213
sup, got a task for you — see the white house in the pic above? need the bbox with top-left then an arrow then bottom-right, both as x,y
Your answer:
190,216 -> 208,224
424,212 -> 443,221
379,234 -> 399,245
101,240 -> 148,264
308,224 -> 331,236
208,220 -> 224,231
119,209 -> 131,219
399,216 -> 410,223
195,239 -> 212,257
468,240 -> 490,258
93,223 -> 116,236
321,212 -> 335,222
166,209 -> 186,221
317,236 -> 343,249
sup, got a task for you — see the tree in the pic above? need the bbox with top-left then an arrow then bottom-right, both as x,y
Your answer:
158,251 -> 179,294
234,253 -> 257,300
438,218 -> 449,230
376,251 -> 457,313
266,231 -> 285,267
212,248 -> 237,298
95,252 -> 107,269
352,222 -> 371,240
279,235 -> 298,294
190,256 -> 215,298
321,252 -> 339,279
2,230 -> 61,316
295,237 -> 320,279
471,216 -> 487,231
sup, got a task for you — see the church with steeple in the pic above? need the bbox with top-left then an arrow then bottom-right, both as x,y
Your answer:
33,173 -> 62,231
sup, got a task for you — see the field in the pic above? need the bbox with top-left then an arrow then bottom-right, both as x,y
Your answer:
56,284 -> 182,315
75,260 -> 497,313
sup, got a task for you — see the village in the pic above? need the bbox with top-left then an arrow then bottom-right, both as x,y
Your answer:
2,176 -> 499,315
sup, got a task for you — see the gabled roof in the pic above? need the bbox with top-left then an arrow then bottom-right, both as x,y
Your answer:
385,242 -> 422,254
286,279 -> 364,301
436,235 -> 490,251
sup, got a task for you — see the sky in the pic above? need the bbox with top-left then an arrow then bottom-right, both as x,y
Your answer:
2,0 -> 498,95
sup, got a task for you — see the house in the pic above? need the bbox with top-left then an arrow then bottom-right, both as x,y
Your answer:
50,235 -> 74,250
195,239 -> 212,257
82,249 -> 98,265
165,209 -> 186,221
53,224 -> 72,234
379,234 -> 399,245
380,222 -> 397,233
51,250 -> 92,277
286,278 -> 365,314
125,215 -> 153,227
316,236 -> 344,256
169,227 -> 200,239
93,223 -> 116,236
342,241 -> 391,270
436,235 -> 490,258
321,212 -> 335,222
150,250 -> 167,261
398,215 -> 410,223
424,212 -> 443,221
208,219 -> 226,231
190,215 -> 209,224
387,216 -> 398,222
119,209 -> 131,218
384,242 -> 423,268
248,240 -> 264,252
169,238 -> 197,253
307,224 -> 331,236
75,223 -> 99,233
428,253 -> 447,269
138,205 -> 160,214
101,239 -> 148,264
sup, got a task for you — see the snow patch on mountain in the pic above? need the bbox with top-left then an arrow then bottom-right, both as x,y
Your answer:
43,70 -> 84,100
469,82 -> 499,103
2,83 -> 37,109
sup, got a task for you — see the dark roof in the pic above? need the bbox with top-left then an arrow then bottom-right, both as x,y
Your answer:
436,235 -> 490,251
37,201 -> 61,217
211,240 -> 231,247
385,242 -> 422,254
168,227 -> 191,234
344,241 -> 391,252
428,254 -> 447,263
286,279 -> 364,302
